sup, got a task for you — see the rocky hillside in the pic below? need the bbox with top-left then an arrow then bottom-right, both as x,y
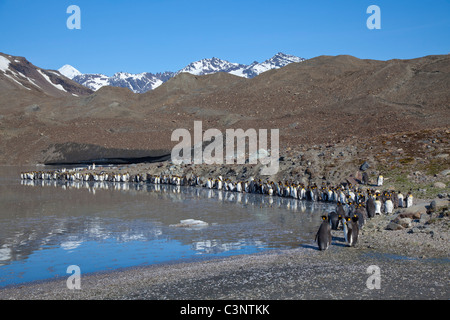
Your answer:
0,53 -> 448,173
0,53 -> 92,98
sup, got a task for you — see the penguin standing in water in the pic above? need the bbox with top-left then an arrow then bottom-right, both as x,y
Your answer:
328,211 -> 340,230
321,187 -> 329,201
307,185 -> 319,201
315,215 -> 332,251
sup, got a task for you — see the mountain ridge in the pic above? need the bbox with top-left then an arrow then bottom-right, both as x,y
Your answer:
59,52 -> 305,93
1,52 -> 448,166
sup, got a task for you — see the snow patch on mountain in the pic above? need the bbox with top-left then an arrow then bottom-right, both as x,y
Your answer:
37,69 -> 67,92
175,57 -> 246,76
72,71 -> 171,93
177,53 -> 305,79
0,56 -> 11,72
73,73 -> 110,91
4,72 -> 31,90
242,53 -> 306,78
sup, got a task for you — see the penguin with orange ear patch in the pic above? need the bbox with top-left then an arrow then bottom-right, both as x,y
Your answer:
315,215 -> 332,251
336,201 -> 345,217
343,215 -> 359,247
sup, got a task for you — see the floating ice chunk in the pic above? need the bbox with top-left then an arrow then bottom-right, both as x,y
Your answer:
170,219 -> 209,228
4,73 -> 31,90
61,240 -> 83,251
0,247 -> 12,261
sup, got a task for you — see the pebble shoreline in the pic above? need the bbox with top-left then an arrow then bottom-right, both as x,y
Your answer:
0,236 -> 448,300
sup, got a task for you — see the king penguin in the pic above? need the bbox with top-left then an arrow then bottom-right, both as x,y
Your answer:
355,203 -> 366,229
336,201 -> 345,217
398,191 -> 404,208
406,191 -> 414,208
377,174 -> 384,187
374,197 -> 382,215
315,215 -> 332,251
342,216 -> 350,245
366,197 -> 376,218
328,211 -> 340,230
343,215 -> 359,247
384,197 -> 394,214
349,215 -> 360,246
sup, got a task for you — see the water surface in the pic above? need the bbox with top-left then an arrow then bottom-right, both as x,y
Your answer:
0,166 -> 333,287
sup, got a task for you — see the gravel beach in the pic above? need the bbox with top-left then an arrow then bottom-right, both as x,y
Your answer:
1,197 -> 448,300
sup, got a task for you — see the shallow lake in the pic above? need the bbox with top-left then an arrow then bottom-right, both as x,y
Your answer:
0,166 -> 334,287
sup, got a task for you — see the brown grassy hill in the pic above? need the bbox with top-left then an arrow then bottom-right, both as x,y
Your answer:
163,54 -> 449,145
0,54 -> 448,165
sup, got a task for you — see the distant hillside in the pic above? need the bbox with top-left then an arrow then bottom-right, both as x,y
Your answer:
0,52 -> 448,165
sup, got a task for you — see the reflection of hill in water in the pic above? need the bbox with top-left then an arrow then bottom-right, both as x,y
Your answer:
1,180 -> 333,268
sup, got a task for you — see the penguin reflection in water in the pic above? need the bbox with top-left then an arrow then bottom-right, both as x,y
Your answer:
315,215 -> 332,251
342,215 -> 359,247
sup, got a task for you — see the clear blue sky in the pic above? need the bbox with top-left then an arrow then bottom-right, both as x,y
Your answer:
0,0 -> 449,76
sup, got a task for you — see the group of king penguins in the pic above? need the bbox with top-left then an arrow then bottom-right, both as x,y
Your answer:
315,185 -> 414,251
22,168 -> 415,253
315,210 -> 360,251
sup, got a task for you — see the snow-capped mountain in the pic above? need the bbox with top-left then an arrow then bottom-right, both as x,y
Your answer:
239,52 -> 306,78
62,52 -> 305,93
58,64 -> 82,79
58,63 -> 175,93
175,53 -> 305,79
67,71 -> 175,93
71,73 -> 109,92
108,71 -> 175,93
175,57 -> 247,76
